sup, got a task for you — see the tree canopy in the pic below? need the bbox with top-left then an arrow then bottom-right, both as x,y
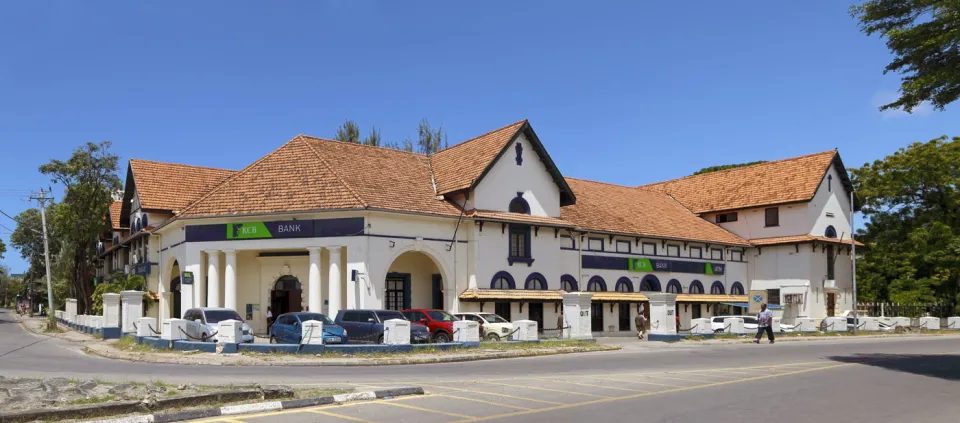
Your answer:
10,207 -> 60,283
851,0 -> 960,112
333,119 -> 448,154
851,135 -> 960,310
693,161 -> 767,175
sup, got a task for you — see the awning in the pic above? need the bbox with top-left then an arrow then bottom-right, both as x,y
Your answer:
590,292 -> 649,303
458,289 -> 563,302
722,302 -> 783,310
677,294 -> 749,303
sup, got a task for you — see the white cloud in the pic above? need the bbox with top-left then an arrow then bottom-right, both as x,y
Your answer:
871,90 -> 933,119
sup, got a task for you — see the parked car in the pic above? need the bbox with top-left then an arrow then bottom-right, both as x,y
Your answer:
710,315 -> 792,333
182,308 -> 254,343
269,312 -> 347,344
401,309 -> 461,343
334,309 -> 431,344
455,312 -> 514,341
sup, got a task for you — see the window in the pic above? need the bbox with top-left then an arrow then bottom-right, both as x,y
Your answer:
827,174 -> 833,192
666,245 -> 680,257
767,289 -> 781,306
204,309 -> 243,324
495,302 -> 512,321
710,281 -> 725,295
509,196 -> 530,214
690,246 -> 702,259
639,275 -> 661,292
376,310 -> 405,322
692,305 -> 702,319
689,280 -> 704,294
491,272 -> 515,289
716,212 -> 738,223
731,282 -> 744,295
404,311 -> 426,322
385,277 -> 407,310
588,238 -> 604,251
298,313 -> 334,325
560,235 -> 575,249
764,207 -> 779,227
711,248 -> 723,260
560,274 -> 578,291
824,225 -> 837,238
509,225 -> 530,259
426,311 -> 457,322
615,277 -> 633,293
586,276 -> 606,292
826,245 -> 835,280
731,250 -> 743,262
743,316 -> 759,325
666,280 -> 682,294
525,273 -> 547,290
278,315 -> 296,325
616,240 -> 630,253
642,242 -> 656,255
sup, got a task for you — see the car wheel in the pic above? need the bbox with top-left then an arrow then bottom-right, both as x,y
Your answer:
714,329 -> 723,333
201,333 -> 209,342
485,333 -> 500,342
269,336 -> 276,344
433,331 -> 450,344
377,335 -> 384,344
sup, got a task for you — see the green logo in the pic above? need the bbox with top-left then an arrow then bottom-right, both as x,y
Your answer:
705,263 -> 714,275
629,258 -> 653,272
227,222 -> 272,239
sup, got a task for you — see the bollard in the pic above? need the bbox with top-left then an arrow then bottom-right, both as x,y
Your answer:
724,317 -> 745,334
512,320 -> 538,341
383,319 -> 411,345
218,320 -> 243,344
137,317 -> 157,338
453,320 -> 480,342
301,320 -> 324,345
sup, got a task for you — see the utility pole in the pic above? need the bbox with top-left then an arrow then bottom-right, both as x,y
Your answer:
851,189 -> 857,335
30,188 -> 55,317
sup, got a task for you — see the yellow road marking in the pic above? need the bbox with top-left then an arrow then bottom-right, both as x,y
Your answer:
219,419 -> 248,423
382,400 -> 475,418
687,368 -> 758,376
306,409 -> 378,422
432,393 -> 533,410
534,377 -> 650,393
588,375 -> 684,388
421,383 -> 564,405
472,381 -> 613,398
672,370 -> 740,379
646,373 -> 716,383
448,363 -> 852,423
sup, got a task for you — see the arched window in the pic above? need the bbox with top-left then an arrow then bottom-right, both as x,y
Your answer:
666,279 -> 682,294
274,275 -> 301,291
638,274 -> 661,292
490,271 -> 515,289
710,281 -> 725,295
509,196 -> 530,214
141,214 -> 149,228
525,273 -> 547,290
689,280 -> 704,294
586,276 -> 606,292
615,277 -> 633,293
825,225 -> 837,238
560,274 -> 578,292
730,282 -> 744,295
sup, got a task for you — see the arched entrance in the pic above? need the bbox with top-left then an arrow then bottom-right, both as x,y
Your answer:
384,250 -> 445,311
170,261 -> 182,318
271,275 -> 303,316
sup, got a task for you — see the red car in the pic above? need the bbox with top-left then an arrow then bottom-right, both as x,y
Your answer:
401,309 -> 459,343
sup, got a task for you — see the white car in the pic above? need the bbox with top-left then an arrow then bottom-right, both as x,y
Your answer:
182,308 -> 254,343
710,315 -> 792,333
454,312 -> 514,341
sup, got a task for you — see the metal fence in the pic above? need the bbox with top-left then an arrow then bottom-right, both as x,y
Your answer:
857,302 -> 954,318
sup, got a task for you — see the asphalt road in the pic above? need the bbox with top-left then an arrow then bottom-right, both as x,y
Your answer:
2,308 -> 960,422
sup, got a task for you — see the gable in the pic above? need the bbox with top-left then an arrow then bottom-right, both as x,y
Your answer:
472,131 -> 562,217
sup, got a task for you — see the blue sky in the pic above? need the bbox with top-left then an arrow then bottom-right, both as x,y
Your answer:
1,1 -> 957,273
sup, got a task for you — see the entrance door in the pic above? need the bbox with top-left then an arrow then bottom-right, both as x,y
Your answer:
385,274 -> 410,311
591,302 -> 603,332
528,302 -> 544,332
432,274 -> 443,309
827,293 -> 836,317
171,277 -> 181,318
618,303 -> 631,331
271,276 -> 303,316
495,302 -> 512,321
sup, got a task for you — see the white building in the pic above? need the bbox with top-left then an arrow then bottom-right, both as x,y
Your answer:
96,119 -> 859,334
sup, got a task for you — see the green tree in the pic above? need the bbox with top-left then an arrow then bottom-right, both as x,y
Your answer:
335,120 -> 361,143
10,207 -> 60,283
693,161 -> 767,175
851,0 -> 960,112
39,141 -> 122,314
415,119 -> 448,155
851,136 -> 960,310
0,237 -> 5,259
90,273 -> 147,315
363,127 -> 381,147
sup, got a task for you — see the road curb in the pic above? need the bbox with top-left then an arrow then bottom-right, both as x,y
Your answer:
81,387 -> 424,423
678,332 -> 960,345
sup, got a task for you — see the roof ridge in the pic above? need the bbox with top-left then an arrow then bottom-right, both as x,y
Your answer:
177,136 -> 306,216
128,158 -> 235,173
300,136 -> 369,208
434,119 -> 527,155
299,135 -> 427,157
638,149 -> 838,188
563,176 -> 633,190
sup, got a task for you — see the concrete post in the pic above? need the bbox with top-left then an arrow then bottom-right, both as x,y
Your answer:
301,320 -> 324,344
120,290 -> 144,333
561,292 -> 594,339
224,250 -> 237,311
102,293 -> 121,327
308,248 -> 322,314
206,250 -> 221,308
327,246 -> 342,318
66,299 -> 77,323
646,293 -> 678,335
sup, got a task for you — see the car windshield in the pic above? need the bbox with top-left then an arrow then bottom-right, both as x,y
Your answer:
426,311 -> 458,322
480,313 -> 508,323
204,310 -> 243,324
376,311 -> 406,322
297,313 -> 335,325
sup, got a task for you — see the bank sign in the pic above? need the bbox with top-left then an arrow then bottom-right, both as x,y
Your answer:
227,221 -> 313,239
186,217 -> 364,242
585,255 -> 725,276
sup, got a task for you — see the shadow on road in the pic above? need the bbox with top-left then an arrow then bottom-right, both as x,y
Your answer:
828,353 -> 960,382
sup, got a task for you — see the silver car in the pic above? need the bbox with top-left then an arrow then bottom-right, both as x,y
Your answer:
182,308 -> 254,343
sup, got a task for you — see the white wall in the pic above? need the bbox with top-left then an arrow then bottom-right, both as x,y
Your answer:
707,203 -> 810,240
472,133 -> 562,217
809,165 -> 853,239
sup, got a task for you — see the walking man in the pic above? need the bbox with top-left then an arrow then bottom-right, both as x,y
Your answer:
635,309 -> 647,340
754,303 -> 775,344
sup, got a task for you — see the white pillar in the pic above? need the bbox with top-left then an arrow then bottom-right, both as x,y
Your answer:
224,250 -> 237,311
195,255 -> 206,308
120,290 -> 145,333
308,247 -> 322,314
646,293 -> 678,335
562,292 -> 594,340
206,250 -> 221,308
102,293 -> 120,327
328,246 -> 342,317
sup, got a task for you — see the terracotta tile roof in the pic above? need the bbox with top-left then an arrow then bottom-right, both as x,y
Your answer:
431,120 -> 527,195
128,159 -> 235,212
676,294 -> 749,303
108,201 -> 125,229
458,289 -> 564,301
590,292 -> 649,302
467,210 -> 575,227
560,178 -> 750,246
640,150 -> 838,214
749,234 -> 864,247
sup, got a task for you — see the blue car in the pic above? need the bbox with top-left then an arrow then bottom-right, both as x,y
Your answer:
334,309 -> 431,344
269,312 -> 347,344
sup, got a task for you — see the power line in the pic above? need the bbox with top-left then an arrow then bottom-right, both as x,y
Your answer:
0,208 -> 17,222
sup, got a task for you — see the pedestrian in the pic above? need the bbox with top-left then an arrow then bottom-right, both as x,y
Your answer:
754,303 -> 775,344
265,307 -> 274,330
635,310 -> 647,340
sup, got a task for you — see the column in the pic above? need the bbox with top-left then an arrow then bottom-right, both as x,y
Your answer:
561,292 -> 594,340
224,250 -> 237,311
327,246 -> 342,317
195,256 -> 206,308
646,292 -> 678,335
206,250 -> 221,308
308,248 -> 322,313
